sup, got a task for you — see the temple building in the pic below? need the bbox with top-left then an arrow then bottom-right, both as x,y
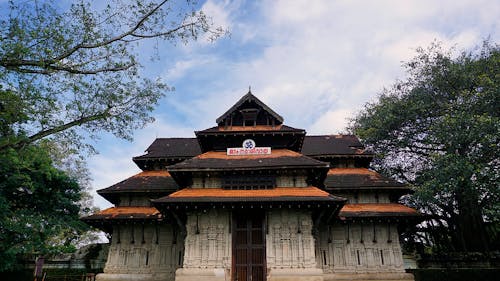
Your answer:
82,92 -> 419,281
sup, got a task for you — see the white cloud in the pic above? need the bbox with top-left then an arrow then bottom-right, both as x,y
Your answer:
88,0 -> 500,208
88,118 -> 196,209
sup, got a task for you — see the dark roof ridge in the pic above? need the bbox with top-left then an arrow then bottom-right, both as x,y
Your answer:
196,124 -> 305,134
152,137 -> 196,140
215,91 -> 284,124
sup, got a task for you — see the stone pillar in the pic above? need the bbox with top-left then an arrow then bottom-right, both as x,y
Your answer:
175,209 -> 231,281
316,222 -> 414,281
266,209 -> 324,281
97,223 -> 181,281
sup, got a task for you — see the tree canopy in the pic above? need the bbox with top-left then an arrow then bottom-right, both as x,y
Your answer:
0,0 -> 225,151
0,0 -> 225,270
349,41 -> 499,253
0,145 -> 90,271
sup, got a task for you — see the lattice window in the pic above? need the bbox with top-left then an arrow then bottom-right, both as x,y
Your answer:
222,175 -> 276,190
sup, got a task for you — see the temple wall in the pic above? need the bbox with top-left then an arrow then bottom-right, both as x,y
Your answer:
276,175 -> 307,187
97,223 -> 182,281
191,177 -> 221,188
266,210 -> 324,280
117,195 -> 152,207
316,222 -> 413,281
191,175 -> 308,188
176,210 -> 231,281
334,192 -> 391,204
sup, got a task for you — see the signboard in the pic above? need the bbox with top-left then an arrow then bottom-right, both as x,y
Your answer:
227,139 -> 271,156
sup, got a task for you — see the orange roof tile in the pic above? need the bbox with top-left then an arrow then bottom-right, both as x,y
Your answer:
82,207 -> 162,221
195,149 -> 303,160
339,203 -> 418,217
216,125 -> 284,131
325,168 -> 406,189
97,206 -> 160,216
168,187 -> 331,198
132,170 -> 172,177
328,168 -> 378,175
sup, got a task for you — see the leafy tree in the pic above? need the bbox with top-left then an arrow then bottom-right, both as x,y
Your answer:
0,0 -> 225,151
0,0 -> 224,270
0,145 -> 89,271
349,41 -> 499,253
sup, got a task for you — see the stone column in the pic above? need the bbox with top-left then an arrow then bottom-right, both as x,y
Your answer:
97,223 -> 178,281
266,209 -> 324,281
175,209 -> 231,281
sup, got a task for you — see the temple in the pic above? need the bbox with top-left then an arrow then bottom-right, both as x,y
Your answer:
82,92 -> 418,281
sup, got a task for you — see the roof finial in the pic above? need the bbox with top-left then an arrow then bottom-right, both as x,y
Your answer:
248,85 -> 251,93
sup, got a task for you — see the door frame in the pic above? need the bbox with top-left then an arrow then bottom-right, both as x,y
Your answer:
231,210 -> 267,281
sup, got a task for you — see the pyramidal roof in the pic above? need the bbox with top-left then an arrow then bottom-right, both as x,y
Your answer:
215,91 -> 284,125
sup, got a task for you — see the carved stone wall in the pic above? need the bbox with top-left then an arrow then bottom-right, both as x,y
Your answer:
266,209 -> 323,280
316,222 -> 414,280
118,195 -> 153,207
97,223 -> 183,281
276,175 -> 307,187
176,209 -> 231,281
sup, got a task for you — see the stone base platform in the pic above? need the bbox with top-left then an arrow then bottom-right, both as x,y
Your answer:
268,268 -> 324,281
96,273 -> 173,281
323,272 -> 414,281
175,268 -> 228,281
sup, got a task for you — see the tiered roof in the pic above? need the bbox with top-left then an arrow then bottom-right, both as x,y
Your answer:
153,187 -> 345,210
168,149 -> 329,171
339,203 -> 419,218
215,92 -> 284,126
97,170 -> 178,204
83,91 -> 418,228
301,135 -> 371,156
82,206 -> 163,231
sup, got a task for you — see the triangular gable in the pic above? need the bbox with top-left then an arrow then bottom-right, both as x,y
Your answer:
216,91 -> 284,126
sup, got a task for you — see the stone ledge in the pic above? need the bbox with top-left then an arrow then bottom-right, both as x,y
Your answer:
96,273 -> 172,281
175,268 -> 228,281
323,272 -> 414,281
268,268 -> 324,281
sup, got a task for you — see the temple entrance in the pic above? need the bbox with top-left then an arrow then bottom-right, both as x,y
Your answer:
232,211 -> 266,281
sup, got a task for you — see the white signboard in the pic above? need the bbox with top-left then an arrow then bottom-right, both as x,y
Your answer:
227,139 -> 271,156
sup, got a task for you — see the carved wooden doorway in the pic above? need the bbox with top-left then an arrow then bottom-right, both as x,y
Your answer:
232,211 -> 266,281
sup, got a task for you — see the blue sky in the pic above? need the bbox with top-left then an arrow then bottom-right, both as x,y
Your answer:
88,0 -> 500,209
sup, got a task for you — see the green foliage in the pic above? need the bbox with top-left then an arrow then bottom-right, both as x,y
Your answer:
349,41 -> 500,252
0,145 -> 89,271
0,0 -> 225,151
0,0 -> 225,270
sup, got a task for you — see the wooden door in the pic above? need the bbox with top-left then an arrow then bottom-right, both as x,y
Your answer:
232,211 -> 266,281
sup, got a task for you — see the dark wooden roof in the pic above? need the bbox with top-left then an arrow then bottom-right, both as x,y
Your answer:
131,135 -> 373,164
197,124 -> 304,134
133,137 -> 201,159
81,207 -> 162,222
301,135 -> 372,156
339,203 -> 419,218
153,187 -> 346,212
97,171 -> 179,204
324,168 -> 407,189
216,92 -> 283,125
167,149 -> 329,172
155,187 -> 344,202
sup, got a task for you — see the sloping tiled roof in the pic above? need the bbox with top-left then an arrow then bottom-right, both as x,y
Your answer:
81,207 -> 162,221
167,149 -> 329,171
132,134 -> 372,161
98,170 -> 179,194
339,203 -> 419,217
324,168 -> 406,189
133,138 -> 201,159
197,124 -> 304,133
215,92 -> 284,124
154,187 -> 345,203
301,135 -> 372,156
